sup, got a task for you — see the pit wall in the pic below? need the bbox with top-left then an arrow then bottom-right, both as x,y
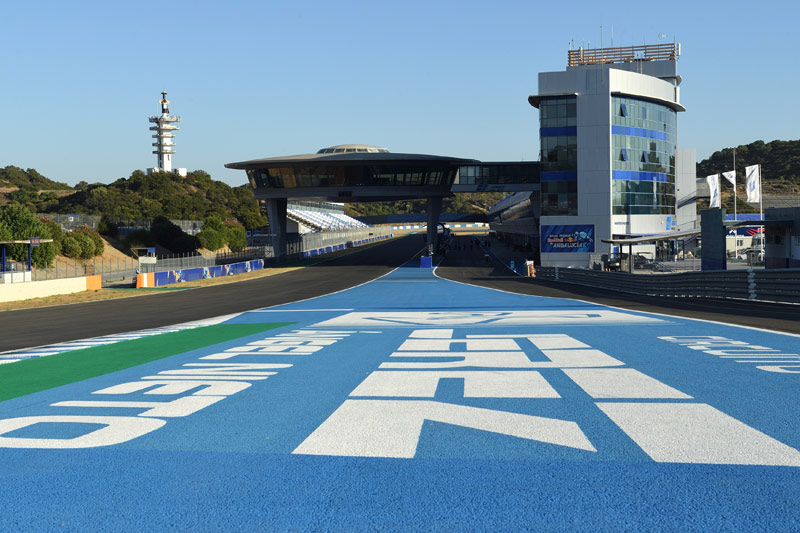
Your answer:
136,259 -> 264,288
0,275 -> 101,303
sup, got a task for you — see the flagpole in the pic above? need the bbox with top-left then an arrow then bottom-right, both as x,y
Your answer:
733,148 -> 737,259
733,148 -> 737,222
759,163 -> 764,256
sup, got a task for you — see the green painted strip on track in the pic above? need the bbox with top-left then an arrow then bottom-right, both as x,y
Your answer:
0,322 -> 293,402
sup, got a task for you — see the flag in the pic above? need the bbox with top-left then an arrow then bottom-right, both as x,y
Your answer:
722,170 -> 736,187
706,174 -> 720,208
745,165 -> 761,203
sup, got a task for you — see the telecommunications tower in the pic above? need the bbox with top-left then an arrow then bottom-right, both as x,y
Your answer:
147,91 -> 186,176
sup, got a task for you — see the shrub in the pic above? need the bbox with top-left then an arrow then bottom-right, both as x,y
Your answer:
77,233 -> 96,259
61,233 -> 83,258
74,225 -> 104,257
198,228 -> 225,251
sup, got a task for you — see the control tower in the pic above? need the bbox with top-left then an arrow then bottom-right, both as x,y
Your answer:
147,91 -> 186,176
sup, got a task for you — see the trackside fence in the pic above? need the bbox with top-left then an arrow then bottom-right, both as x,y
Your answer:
533,267 -> 800,304
31,257 -> 139,283
24,227 -> 396,283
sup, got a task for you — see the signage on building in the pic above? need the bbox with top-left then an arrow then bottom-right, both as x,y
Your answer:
540,225 -> 595,253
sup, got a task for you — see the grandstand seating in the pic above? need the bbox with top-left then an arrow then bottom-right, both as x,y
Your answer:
287,209 -> 370,231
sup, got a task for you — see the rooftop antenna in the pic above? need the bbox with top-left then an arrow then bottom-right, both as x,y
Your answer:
611,26 -> 614,47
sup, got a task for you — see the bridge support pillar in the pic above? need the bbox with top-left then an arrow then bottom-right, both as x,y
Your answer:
265,198 -> 288,261
426,197 -> 442,255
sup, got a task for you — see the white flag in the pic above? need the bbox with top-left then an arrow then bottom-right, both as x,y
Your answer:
722,170 -> 736,187
706,174 -> 720,208
745,165 -> 761,203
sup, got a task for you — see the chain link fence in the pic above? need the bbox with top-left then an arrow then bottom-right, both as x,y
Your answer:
37,214 -> 205,235
16,226 -> 395,283
31,257 -> 140,283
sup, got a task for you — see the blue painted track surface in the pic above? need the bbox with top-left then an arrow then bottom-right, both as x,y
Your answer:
2,263 -> 800,531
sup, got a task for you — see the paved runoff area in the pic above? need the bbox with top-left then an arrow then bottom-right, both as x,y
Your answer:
1,257 -> 800,530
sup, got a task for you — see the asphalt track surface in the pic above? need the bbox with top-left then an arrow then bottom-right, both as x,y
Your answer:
2,235 -> 800,531
438,235 -> 800,335
0,236 -> 428,352
2,234 -> 799,354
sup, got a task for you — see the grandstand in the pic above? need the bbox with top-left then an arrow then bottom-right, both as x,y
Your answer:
287,209 -> 369,232
284,200 -> 369,233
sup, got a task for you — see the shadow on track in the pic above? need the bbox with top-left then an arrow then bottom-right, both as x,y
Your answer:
0,235 -> 425,351
437,234 -> 800,335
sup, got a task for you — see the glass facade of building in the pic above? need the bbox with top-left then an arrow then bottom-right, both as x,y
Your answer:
247,165 -> 456,189
611,96 -> 677,215
539,96 -> 578,216
458,163 -> 540,185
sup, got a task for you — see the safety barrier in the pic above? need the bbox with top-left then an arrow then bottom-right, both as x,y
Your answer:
391,223 -> 488,230
533,266 -> 800,304
0,275 -> 102,303
136,259 -> 264,288
301,233 -> 393,258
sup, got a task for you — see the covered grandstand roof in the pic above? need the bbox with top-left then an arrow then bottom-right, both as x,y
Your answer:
225,150 -> 476,169
316,144 -> 389,154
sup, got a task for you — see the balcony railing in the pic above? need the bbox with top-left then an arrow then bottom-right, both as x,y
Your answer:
568,43 -> 679,67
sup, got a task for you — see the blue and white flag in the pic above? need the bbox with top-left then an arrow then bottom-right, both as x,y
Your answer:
745,165 -> 761,203
706,174 -> 720,208
722,170 -> 736,187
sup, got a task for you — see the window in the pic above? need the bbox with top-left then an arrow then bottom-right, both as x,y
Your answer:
620,148 -> 628,161
620,103 -> 628,117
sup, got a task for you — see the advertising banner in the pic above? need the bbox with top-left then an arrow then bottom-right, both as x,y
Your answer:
540,225 -> 595,253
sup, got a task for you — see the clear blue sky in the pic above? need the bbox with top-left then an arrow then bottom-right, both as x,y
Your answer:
1,0 -> 797,187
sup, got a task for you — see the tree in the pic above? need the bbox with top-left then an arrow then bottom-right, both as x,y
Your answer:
150,216 -> 198,254
197,215 -> 226,251
0,204 -> 56,267
225,221 -> 248,252
40,217 -> 65,252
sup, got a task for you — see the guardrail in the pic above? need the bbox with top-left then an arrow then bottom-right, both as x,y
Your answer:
533,267 -> 800,304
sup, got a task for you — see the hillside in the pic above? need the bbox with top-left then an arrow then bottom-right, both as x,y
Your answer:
3,168 -> 267,229
345,192 -> 506,217
0,166 -> 72,191
696,139 -> 800,211
3,139 -> 799,224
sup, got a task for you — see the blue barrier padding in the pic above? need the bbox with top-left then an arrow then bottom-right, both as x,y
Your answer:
151,259 -> 264,286
420,256 -> 433,268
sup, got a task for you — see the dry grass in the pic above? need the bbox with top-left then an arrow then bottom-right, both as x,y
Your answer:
0,264 -> 303,313
0,236 -> 401,312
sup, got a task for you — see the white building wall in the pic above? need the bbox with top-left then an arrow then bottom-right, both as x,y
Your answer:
676,148 -> 698,231
536,60 -> 685,268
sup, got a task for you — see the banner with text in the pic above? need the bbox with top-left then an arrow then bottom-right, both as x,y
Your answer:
540,224 -> 595,253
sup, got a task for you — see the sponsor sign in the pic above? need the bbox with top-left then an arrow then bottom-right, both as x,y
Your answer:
540,225 -> 595,253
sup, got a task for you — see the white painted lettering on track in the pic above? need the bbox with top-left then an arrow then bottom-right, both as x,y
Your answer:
313,310 -> 665,327
294,327 -> 800,465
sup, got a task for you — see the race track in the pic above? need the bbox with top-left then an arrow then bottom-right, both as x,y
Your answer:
1,237 -> 799,530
